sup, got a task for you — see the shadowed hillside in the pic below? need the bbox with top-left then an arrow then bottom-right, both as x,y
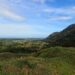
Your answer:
45,24 -> 75,47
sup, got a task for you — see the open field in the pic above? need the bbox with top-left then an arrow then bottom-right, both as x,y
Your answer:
0,40 -> 75,75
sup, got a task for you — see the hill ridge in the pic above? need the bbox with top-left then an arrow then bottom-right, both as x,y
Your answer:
46,24 -> 75,47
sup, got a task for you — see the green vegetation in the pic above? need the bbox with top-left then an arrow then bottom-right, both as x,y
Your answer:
0,40 -> 47,53
0,39 -> 75,75
0,24 -> 75,75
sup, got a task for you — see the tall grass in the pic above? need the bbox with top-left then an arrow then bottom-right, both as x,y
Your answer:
0,47 -> 75,75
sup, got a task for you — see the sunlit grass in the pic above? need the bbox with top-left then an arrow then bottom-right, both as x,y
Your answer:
0,47 -> 75,75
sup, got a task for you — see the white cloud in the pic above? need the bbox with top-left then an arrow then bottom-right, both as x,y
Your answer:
49,16 -> 72,20
32,0 -> 45,4
0,8 -> 24,21
0,24 -> 31,34
0,0 -> 25,21
42,6 -> 75,21
13,0 -> 22,4
0,23 -> 44,35
32,0 -> 54,4
43,6 -> 75,15
0,23 -> 50,38
0,24 -> 32,38
43,8 -> 55,13
43,7 -> 66,14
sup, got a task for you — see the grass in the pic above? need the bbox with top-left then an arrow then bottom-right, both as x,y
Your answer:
0,47 -> 75,75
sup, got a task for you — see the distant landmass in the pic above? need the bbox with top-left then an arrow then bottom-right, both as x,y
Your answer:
45,24 -> 75,47
0,38 -> 43,41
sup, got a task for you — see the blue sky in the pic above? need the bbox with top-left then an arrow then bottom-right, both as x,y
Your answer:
0,0 -> 75,38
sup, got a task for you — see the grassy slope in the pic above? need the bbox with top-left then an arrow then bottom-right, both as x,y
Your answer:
0,47 -> 75,75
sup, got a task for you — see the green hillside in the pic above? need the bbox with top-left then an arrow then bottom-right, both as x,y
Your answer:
0,47 -> 75,75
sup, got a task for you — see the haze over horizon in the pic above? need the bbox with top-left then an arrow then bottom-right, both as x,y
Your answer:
0,0 -> 75,38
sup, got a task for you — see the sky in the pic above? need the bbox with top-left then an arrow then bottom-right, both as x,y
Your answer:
0,0 -> 75,38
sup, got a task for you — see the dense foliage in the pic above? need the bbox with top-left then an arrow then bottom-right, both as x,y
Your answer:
0,40 -> 47,53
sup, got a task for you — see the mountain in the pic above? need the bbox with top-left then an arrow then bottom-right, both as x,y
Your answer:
45,24 -> 75,47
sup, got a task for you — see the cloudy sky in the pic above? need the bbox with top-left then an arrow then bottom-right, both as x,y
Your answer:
0,0 -> 75,38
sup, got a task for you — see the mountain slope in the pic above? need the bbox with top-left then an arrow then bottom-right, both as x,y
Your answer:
46,24 -> 75,47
